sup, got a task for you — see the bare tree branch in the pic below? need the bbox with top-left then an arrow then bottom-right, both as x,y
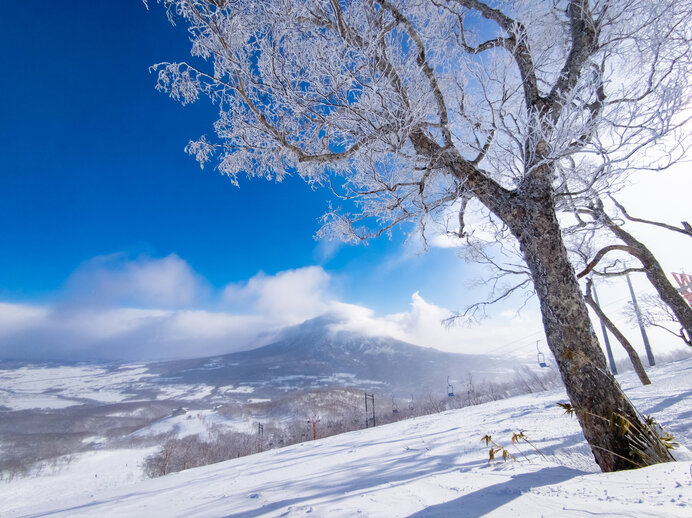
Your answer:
610,195 -> 692,239
584,278 -> 651,385
576,244 -> 644,279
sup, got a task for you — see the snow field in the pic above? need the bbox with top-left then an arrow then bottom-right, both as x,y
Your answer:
1,357 -> 691,517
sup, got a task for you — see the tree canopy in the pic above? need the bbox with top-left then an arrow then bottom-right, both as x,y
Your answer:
151,0 -> 689,242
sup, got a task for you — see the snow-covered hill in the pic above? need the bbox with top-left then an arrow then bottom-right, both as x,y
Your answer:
0,314 -> 523,413
2,358 -> 691,517
146,314 -> 521,397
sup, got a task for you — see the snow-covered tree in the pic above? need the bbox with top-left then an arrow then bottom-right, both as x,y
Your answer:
149,0 -> 691,471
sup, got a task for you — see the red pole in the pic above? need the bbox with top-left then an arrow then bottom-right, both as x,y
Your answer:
312,420 -> 317,440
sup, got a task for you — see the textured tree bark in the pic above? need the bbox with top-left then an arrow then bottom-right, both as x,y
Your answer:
503,193 -> 672,471
584,279 -> 651,386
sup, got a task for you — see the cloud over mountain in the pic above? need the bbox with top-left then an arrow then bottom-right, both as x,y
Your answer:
0,252 -> 546,362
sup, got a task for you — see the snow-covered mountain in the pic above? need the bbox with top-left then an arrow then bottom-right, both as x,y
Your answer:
1,314 -> 527,412
146,314 -> 519,398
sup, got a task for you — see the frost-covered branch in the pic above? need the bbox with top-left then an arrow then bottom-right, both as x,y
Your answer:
624,294 -> 692,346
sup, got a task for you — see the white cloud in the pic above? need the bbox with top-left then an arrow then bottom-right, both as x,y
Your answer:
222,266 -> 332,324
1,248 -> 688,363
65,253 -> 207,308
0,302 -> 281,361
428,233 -> 463,249
0,261 -> 331,361
327,302 -> 402,338
329,292 -> 546,359
51,307 -> 168,341
1,260 -> 523,361
0,302 -> 49,336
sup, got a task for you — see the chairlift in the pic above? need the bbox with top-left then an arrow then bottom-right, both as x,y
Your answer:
447,376 -> 455,397
392,396 -> 399,414
536,340 -> 548,368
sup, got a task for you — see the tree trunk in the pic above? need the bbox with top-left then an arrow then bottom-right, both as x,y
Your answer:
605,218 -> 692,339
504,194 -> 673,471
584,280 -> 651,386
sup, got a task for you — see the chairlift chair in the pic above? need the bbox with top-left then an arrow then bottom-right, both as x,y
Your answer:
447,376 -> 455,397
536,340 -> 548,368
537,352 -> 547,368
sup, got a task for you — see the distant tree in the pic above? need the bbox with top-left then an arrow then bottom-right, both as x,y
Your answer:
149,0 -> 691,471
623,293 -> 692,347
573,198 -> 692,342
143,434 -> 178,477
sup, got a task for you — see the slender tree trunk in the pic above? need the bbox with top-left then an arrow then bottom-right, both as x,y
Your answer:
584,280 -> 651,385
503,194 -> 673,471
605,218 -> 692,338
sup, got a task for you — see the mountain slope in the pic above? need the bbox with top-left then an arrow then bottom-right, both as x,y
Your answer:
147,314 -> 519,398
3,357 -> 691,517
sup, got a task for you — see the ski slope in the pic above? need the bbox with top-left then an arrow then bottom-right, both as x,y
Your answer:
2,358 -> 691,517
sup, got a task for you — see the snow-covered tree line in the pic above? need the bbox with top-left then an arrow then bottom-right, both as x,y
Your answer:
147,0 -> 692,471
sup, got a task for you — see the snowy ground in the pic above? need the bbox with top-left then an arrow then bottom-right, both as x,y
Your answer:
2,358 -> 691,517
0,364 -> 156,409
0,362 -> 247,411
128,408 -> 255,438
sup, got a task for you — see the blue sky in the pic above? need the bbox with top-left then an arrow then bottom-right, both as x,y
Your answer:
1,2 -> 690,362
0,1 -> 490,361
0,2 -> 467,308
